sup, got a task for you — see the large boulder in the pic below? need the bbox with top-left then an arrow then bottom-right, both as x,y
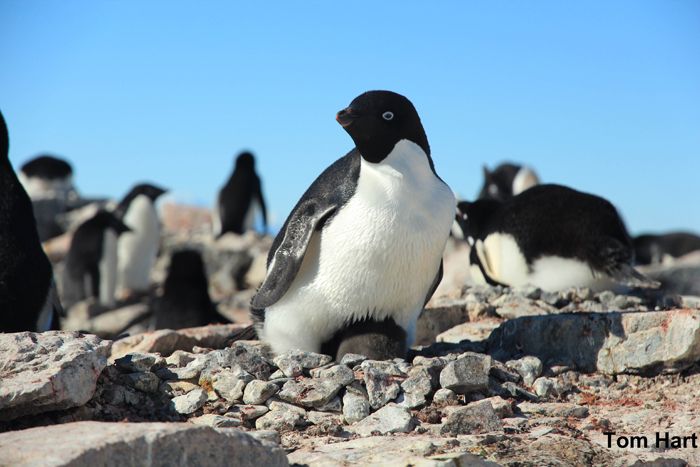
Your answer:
488,309 -> 700,375
0,421 -> 288,467
0,332 -> 111,421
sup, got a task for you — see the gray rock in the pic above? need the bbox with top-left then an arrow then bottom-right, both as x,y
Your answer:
243,380 -> 279,405
506,356 -> 543,386
278,377 -> 345,409
350,404 -> 415,436
307,411 -> 343,426
343,391 -> 371,424
518,402 -> 589,419
272,350 -> 332,377
255,410 -> 303,432
492,294 -> 557,319
114,352 -> 160,373
315,395 -> 343,413
189,413 -> 243,428
171,388 -> 208,414
340,353 -> 367,366
165,350 -> 196,367
0,332 -> 111,421
0,421 -> 288,467
210,367 -> 252,403
268,400 -> 307,416
364,366 -> 402,409
123,372 -> 160,393
315,364 -> 355,386
432,388 -> 458,406
402,367 -> 434,397
228,404 -> 270,421
396,391 -> 426,409
225,342 -> 273,380
488,309 -> 700,375
481,397 -> 513,418
533,377 -> 558,398
440,401 -> 503,435
415,301 -> 470,346
439,353 -> 491,394
159,380 -> 199,398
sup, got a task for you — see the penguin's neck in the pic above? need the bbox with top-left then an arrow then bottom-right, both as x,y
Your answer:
361,139 -> 436,185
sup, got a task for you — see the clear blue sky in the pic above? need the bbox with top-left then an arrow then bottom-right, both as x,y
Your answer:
2,1 -> 699,234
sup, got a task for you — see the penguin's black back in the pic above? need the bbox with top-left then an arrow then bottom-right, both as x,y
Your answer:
20,155 -> 73,180
154,249 -> 222,329
0,112 -> 54,331
478,184 -> 634,270
218,153 -> 265,235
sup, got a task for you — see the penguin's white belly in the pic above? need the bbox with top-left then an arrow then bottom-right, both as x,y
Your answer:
475,233 -> 612,292
263,140 -> 456,354
243,199 -> 260,231
117,196 -> 160,293
99,229 -> 118,307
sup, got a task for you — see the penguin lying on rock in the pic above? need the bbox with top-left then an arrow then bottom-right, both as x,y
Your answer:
0,110 -> 64,331
251,90 -> 456,360
456,184 -> 660,292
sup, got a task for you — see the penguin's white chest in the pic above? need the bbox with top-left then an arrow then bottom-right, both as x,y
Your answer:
117,195 -> 160,292
264,140 -> 456,353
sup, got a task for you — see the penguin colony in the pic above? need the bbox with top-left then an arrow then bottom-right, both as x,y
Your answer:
0,91 -> 697,361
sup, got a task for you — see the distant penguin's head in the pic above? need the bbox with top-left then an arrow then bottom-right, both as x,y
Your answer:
479,163 -> 540,201
336,90 -> 430,163
0,110 -> 9,164
234,151 -> 255,170
455,199 -> 501,246
167,249 -> 207,281
20,155 -> 73,180
91,210 -> 131,235
128,183 -> 168,202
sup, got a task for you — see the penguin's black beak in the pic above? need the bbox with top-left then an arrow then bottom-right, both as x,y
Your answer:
336,107 -> 358,128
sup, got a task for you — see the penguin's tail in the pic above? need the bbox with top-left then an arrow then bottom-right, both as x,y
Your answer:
608,263 -> 661,289
225,325 -> 258,346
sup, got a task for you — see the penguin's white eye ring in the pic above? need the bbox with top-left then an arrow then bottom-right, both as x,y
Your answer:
382,111 -> 394,121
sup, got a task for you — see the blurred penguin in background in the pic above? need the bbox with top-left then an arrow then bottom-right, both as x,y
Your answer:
214,151 -> 268,237
62,210 -> 131,309
478,162 -> 539,202
0,110 -> 64,331
19,154 -> 79,241
633,232 -> 700,266
115,183 -> 167,298
153,249 -> 225,329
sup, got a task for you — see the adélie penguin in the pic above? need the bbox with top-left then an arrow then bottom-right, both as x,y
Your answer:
455,184 -> 660,292
633,232 -> 700,266
251,90 -> 456,360
478,162 -> 539,202
115,183 -> 167,298
62,210 -> 131,309
214,151 -> 268,237
0,110 -> 63,331
153,249 -> 225,330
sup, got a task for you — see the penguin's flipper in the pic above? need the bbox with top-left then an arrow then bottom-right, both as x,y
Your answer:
251,199 -> 337,309
423,260 -> 443,306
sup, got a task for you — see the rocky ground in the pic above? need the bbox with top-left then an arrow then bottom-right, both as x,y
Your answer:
2,206 -> 700,466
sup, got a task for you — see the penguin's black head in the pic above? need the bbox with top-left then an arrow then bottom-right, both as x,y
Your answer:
235,151 -> 255,170
91,210 -> 131,235
336,90 -> 430,163
128,183 -> 168,201
0,110 -> 9,164
21,155 -> 73,180
167,249 -> 207,280
455,199 -> 501,246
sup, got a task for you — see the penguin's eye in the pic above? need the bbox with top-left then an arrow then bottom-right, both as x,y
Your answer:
382,111 -> 394,121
